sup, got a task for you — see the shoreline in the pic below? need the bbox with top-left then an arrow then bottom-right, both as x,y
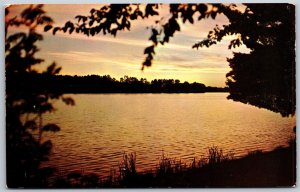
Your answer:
49,140 -> 296,188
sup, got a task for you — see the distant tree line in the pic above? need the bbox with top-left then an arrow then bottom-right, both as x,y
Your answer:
8,73 -> 228,94
52,3 -> 295,117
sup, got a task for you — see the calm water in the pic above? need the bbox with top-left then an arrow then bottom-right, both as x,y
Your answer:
42,93 -> 295,177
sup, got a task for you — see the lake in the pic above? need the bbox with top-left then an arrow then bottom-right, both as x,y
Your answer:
42,93 -> 296,178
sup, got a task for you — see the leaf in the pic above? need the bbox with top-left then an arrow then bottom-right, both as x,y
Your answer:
151,28 -> 158,36
46,62 -> 56,74
145,4 -> 159,17
41,16 -> 53,23
144,45 -> 155,55
90,28 -> 95,36
125,21 -> 131,30
149,29 -> 158,45
89,20 -> 94,27
44,25 -> 52,32
62,27 -> 67,33
54,66 -> 62,74
170,4 -> 180,13
228,38 -> 242,49
192,43 -> 199,49
62,97 -> 75,106
188,17 -> 194,24
69,27 -> 74,34
53,27 -> 60,35
163,37 -> 170,43
143,58 -> 152,67
197,4 -> 208,15
211,12 -> 217,19
130,14 -> 137,20
82,16 -> 87,22
111,29 -> 117,37
65,21 -> 74,28
75,15 -> 87,23
7,32 -> 26,43
90,8 -> 96,14
75,15 -> 82,22
42,124 -> 60,132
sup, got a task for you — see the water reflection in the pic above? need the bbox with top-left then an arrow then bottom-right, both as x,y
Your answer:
43,93 -> 295,177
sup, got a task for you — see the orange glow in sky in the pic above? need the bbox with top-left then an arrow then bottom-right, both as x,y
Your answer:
7,4 -> 250,87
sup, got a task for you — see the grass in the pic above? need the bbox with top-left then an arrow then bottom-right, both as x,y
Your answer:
51,140 -> 296,188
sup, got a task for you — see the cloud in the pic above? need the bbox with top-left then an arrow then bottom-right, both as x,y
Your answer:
7,4 -> 247,87
173,63 -> 222,70
48,51 -> 103,63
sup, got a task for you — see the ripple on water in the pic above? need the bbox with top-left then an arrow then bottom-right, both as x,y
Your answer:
43,93 -> 296,178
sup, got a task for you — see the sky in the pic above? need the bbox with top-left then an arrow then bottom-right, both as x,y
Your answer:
6,4 -> 250,87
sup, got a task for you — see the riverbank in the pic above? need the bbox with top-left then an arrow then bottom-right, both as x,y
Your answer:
52,140 -> 296,188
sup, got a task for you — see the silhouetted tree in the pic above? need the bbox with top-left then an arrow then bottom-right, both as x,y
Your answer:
51,3 -> 295,117
11,74 -> 223,93
193,4 -> 295,117
5,5 -> 74,188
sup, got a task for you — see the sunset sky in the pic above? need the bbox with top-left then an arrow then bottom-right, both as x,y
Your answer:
7,4 -> 250,87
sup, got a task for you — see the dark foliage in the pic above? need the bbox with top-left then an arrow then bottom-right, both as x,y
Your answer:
52,3 -> 296,117
195,4 -> 295,117
51,142 -> 296,188
8,73 -> 227,94
5,5 -> 74,188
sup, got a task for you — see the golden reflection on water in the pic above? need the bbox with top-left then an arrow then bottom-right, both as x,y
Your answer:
42,93 -> 296,177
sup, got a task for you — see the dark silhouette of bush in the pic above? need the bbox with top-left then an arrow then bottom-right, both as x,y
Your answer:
49,139 -> 295,188
5,5 -> 74,188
